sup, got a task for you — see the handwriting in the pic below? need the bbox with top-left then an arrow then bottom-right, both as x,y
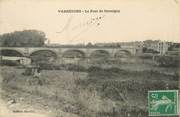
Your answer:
56,15 -> 105,43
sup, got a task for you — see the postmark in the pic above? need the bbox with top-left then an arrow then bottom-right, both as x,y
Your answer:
148,90 -> 179,116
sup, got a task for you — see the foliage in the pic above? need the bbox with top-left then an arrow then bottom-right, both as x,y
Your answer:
155,56 -> 179,67
86,42 -> 93,47
142,47 -> 159,54
168,43 -> 180,51
0,30 -> 47,47
32,62 -> 87,72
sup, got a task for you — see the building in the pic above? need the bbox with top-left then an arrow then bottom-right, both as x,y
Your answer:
143,40 -> 173,55
158,41 -> 173,55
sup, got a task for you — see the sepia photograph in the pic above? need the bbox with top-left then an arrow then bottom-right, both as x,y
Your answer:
0,0 -> 180,117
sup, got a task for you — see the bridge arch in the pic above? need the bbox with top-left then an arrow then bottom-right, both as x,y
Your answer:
114,50 -> 131,58
62,49 -> 86,59
90,50 -> 110,58
0,49 -> 24,57
30,49 -> 58,63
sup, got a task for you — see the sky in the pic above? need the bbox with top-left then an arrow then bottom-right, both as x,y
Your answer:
0,0 -> 180,44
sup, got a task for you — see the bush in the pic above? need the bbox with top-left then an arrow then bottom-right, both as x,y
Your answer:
155,56 -> 179,67
65,64 -> 87,72
87,66 -> 128,79
138,54 -> 153,60
87,66 -> 103,72
36,62 -> 87,72
38,62 -> 63,70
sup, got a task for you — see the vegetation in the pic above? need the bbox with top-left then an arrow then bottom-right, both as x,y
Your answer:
0,64 -> 178,117
168,43 -> 180,51
155,55 -> 180,67
142,47 -> 159,54
0,30 -> 47,47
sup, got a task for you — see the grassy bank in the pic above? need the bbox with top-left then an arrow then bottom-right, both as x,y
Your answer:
0,65 -> 179,117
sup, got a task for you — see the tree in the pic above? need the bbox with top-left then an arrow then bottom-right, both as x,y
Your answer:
0,30 -> 47,47
142,47 -> 159,54
86,42 -> 93,47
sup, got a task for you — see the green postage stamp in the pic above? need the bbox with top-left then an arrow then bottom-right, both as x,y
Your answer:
148,90 -> 179,116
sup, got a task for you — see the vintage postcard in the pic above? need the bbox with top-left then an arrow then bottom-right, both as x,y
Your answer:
0,0 -> 180,117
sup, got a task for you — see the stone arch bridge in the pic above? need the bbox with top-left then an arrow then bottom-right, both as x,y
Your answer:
0,47 -> 137,63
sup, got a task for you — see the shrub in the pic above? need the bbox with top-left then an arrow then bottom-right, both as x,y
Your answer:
36,62 -> 87,72
155,56 -> 179,67
138,54 -> 153,59
65,64 -> 87,72
87,66 -> 103,72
